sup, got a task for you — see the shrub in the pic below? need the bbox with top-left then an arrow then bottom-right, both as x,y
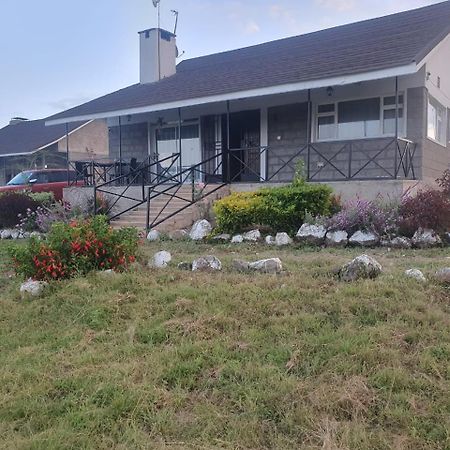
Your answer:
214,183 -> 332,234
437,169 -> 450,196
27,191 -> 55,206
0,192 -> 40,228
326,198 -> 400,236
398,189 -> 450,237
17,201 -> 85,233
84,194 -> 116,218
10,215 -> 139,281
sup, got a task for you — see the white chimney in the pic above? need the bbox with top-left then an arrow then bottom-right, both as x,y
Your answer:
139,28 -> 177,84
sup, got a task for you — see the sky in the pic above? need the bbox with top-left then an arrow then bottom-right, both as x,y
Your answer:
0,0 -> 443,127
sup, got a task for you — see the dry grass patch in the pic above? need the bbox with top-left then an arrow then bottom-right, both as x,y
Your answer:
0,241 -> 450,449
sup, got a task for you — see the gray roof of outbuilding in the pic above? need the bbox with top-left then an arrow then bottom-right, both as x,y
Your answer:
48,1 -> 450,122
0,119 -> 87,157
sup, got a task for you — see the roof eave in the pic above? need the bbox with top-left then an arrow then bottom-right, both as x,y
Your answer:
46,63 -> 418,126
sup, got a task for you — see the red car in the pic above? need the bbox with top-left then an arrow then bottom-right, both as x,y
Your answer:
0,169 -> 81,201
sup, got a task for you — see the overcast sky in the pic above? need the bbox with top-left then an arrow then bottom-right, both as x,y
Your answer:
0,0 -> 443,127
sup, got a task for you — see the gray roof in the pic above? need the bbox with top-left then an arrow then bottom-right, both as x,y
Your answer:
49,1 -> 450,122
0,119 -> 87,157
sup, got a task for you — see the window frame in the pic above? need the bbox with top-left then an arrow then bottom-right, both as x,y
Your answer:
427,95 -> 447,147
315,93 -> 406,142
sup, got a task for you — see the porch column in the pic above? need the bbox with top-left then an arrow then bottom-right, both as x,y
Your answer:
226,100 -> 231,183
260,107 -> 268,181
306,89 -> 312,181
394,76 -> 399,179
65,123 -> 70,183
178,107 -> 182,182
118,116 -> 123,179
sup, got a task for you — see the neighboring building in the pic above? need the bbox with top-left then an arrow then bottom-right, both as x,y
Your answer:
47,2 -> 450,202
0,118 -> 109,185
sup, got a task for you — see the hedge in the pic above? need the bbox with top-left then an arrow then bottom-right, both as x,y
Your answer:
214,183 -> 332,234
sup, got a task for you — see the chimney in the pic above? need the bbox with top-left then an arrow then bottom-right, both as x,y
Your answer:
139,28 -> 177,84
9,117 -> 29,125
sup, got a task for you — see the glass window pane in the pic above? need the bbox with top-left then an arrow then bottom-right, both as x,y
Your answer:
318,104 -> 335,114
180,124 -> 199,139
337,98 -> 380,138
383,108 -> 404,134
318,116 -> 335,140
384,95 -> 404,106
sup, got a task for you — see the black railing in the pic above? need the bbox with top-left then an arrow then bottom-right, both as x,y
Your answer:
146,152 -> 225,231
307,138 -> 416,181
88,137 -> 416,229
93,153 -> 181,220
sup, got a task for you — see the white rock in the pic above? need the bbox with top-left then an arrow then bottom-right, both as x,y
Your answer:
381,236 -> 412,249
265,235 -> 275,245
275,232 -> 292,246
435,268 -> 450,284
325,230 -> 348,247
1,229 -> 13,239
10,230 -> 20,240
243,229 -> 261,242
192,255 -> 222,272
231,235 -> 244,244
412,228 -> 442,249
349,231 -> 379,247
405,269 -> 426,282
248,258 -> 283,274
296,224 -> 327,245
21,232 -> 31,239
20,279 -> 47,298
169,229 -> 189,240
339,255 -> 382,282
152,251 -> 172,268
147,230 -> 161,241
189,219 -> 212,241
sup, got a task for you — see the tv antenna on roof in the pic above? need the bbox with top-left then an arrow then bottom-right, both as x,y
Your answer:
152,0 -> 162,80
171,10 -> 179,35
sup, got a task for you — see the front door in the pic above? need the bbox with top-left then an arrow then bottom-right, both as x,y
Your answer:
155,123 -> 201,182
229,110 -> 261,182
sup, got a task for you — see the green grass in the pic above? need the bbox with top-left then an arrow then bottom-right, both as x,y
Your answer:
1,240 -> 450,449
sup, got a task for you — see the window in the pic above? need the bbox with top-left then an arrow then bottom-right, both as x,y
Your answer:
316,94 -> 405,141
427,96 -> 447,146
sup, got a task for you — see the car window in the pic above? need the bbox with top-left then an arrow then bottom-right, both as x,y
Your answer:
31,173 -> 49,184
48,172 -> 66,182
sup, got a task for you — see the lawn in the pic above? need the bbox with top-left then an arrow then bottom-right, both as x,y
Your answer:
1,240 -> 450,449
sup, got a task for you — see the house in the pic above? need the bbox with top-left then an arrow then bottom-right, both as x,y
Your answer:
46,2 -> 450,227
0,118 -> 109,185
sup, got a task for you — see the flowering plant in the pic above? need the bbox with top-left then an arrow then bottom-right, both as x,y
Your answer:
10,215 -> 139,281
326,197 -> 399,236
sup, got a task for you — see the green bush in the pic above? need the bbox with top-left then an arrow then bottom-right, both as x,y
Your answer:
27,191 -> 55,206
10,215 -> 139,281
214,183 -> 332,234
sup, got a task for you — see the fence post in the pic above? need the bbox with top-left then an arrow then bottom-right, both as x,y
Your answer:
94,186 -> 97,215
191,166 -> 196,202
348,142 -> 353,179
146,186 -> 151,232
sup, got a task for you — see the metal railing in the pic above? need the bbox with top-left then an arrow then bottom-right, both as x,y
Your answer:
93,153 -> 181,221
146,152 -> 225,230
90,137 -> 416,229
